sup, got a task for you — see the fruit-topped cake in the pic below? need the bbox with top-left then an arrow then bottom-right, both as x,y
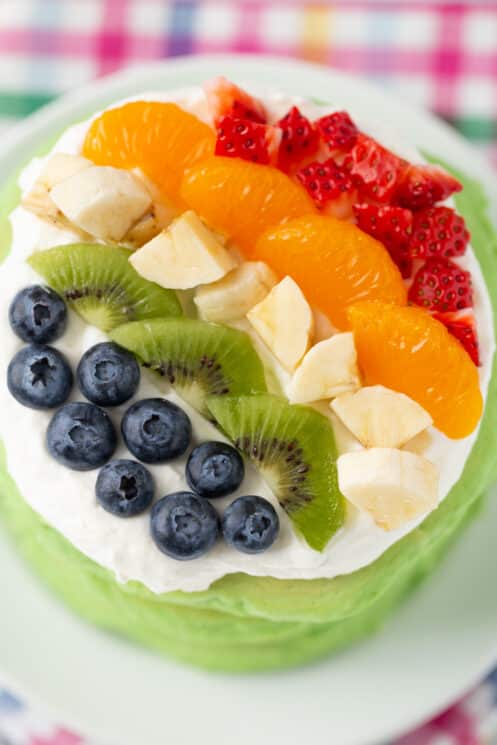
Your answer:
0,77 -> 495,671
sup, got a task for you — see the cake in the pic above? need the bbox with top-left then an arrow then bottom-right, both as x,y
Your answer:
0,78 -> 496,672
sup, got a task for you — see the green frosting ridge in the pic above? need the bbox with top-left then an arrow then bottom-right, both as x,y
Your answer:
1,155 -> 496,671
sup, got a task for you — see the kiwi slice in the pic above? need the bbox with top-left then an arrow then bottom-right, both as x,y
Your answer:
28,243 -> 182,333
111,318 -> 267,416
207,394 -> 345,551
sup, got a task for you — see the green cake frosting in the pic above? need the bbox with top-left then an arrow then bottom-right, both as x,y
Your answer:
1,158 -> 496,671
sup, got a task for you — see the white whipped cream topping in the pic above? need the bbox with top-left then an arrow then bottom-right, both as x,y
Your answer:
0,87 -> 494,593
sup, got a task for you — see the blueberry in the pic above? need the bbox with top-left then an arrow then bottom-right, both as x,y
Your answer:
47,401 -> 117,471
222,496 -> 280,554
77,342 -> 140,407
7,344 -> 73,409
186,441 -> 244,499
9,285 -> 67,344
96,459 -> 154,517
121,398 -> 191,463
151,491 -> 219,560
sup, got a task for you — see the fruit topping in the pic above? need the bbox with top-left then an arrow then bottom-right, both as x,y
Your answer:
121,398 -> 192,464
186,441 -> 245,499
50,165 -> 152,242
9,285 -> 67,344
337,448 -> 439,531
77,341 -> 140,407
409,206 -> 469,259
277,106 -> 319,170
204,76 -> 267,125
435,311 -> 481,366
222,495 -> 280,554
348,302 -> 483,438
253,215 -> 407,330
180,156 -> 317,257
207,394 -> 345,551
47,401 -> 117,471
28,243 -> 181,332
7,344 -> 73,410
96,459 -> 154,517
408,257 -> 473,313
315,111 -> 359,153
82,101 -> 215,208
331,385 -> 433,449
111,318 -> 267,416
194,261 -> 277,323
344,134 -> 404,202
214,115 -> 281,165
247,276 -> 314,372
287,332 -> 361,404
130,210 -> 237,290
353,203 -> 413,278
296,159 -> 354,209
151,491 -> 220,560
394,164 -> 462,211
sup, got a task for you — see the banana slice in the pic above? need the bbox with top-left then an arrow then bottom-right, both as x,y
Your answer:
130,210 -> 237,290
124,169 -> 178,248
331,385 -> 432,449
50,165 -> 152,242
287,332 -> 360,403
247,276 -> 314,372
194,261 -> 278,322
337,448 -> 439,530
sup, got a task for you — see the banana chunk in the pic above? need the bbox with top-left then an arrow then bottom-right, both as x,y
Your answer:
337,448 -> 439,531
130,210 -> 237,290
288,332 -> 360,403
331,385 -> 432,449
195,261 -> 277,322
50,165 -> 152,241
247,276 -> 314,372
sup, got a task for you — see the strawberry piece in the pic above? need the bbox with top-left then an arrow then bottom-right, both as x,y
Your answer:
354,203 -> 413,278
215,116 -> 282,165
204,76 -> 267,126
344,134 -> 405,202
277,106 -> 320,170
409,206 -> 469,259
297,159 -> 353,208
395,164 -> 462,211
315,111 -> 358,152
409,258 -> 473,313
435,311 -> 480,366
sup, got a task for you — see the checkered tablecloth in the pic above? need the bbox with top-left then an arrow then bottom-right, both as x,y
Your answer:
1,2 -> 497,744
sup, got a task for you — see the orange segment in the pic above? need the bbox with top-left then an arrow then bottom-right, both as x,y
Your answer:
82,102 -> 215,207
180,156 -> 317,255
253,215 -> 407,329
348,302 -> 483,439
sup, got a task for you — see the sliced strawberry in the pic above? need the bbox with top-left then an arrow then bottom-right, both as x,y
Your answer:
354,203 -> 413,278
204,76 -> 267,126
395,164 -> 462,211
409,258 -> 473,313
344,134 -> 405,202
315,111 -> 358,153
277,106 -> 320,170
409,206 -> 469,259
215,116 -> 282,165
434,311 -> 480,366
296,159 -> 353,208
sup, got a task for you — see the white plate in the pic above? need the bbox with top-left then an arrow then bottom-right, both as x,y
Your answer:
1,55 -> 497,745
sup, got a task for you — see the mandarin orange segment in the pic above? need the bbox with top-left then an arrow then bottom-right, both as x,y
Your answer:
253,215 -> 407,330
348,302 -> 483,439
179,156 -> 317,255
82,102 -> 215,207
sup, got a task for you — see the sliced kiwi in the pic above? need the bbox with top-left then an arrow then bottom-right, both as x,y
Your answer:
207,394 -> 345,551
111,318 -> 267,416
28,243 -> 182,332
